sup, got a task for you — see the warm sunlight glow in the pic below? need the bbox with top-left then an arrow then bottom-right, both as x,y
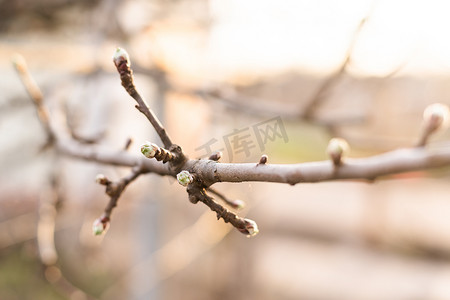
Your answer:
205,0 -> 450,79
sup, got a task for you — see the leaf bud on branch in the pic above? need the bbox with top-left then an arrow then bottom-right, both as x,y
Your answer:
112,47 -> 136,96
417,103 -> 450,146
95,174 -> 110,185
92,216 -> 110,236
140,142 -> 175,163
327,138 -> 349,166
237,218 -> 259,237
177,170 -> 194,187
258,154 -> 268,165
208,151 -> 222,161
423,103 -> 449,132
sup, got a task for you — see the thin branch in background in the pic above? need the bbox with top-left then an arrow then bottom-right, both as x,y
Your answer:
0,212 -> 38,248
37,173 -> 98,300
123,137 -> 133,151
207,187 -> 245,210
197,86 -> 301,119
300,16 -> 368,120
112,47 -> 173,148
208,151 -> 222,161
12,53 -> 55,145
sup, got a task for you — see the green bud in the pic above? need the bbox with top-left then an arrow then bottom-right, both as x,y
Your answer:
92,218 -> 106,236
177,170 -> 193,187
141,142 -> 159,158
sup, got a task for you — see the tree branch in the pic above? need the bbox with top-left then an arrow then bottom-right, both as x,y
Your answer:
13,50 -> 450,238
12,54 -> 55,145
93,165 -> 147,235
187,184 -> 258,237
112,47 -> 173,148
184,145 -> 450,185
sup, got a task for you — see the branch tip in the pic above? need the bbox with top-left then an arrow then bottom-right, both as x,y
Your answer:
209,151 -> 222,161
11,53 -> 27,71
141,141 -> 175,163
112,47 -> 173,148
141,142 -> 159,158
95,174 -> 110,185
238,218 -> 259,238
112,47 -> 130,68
92,216 -> 110,236
231,199 -> 245,210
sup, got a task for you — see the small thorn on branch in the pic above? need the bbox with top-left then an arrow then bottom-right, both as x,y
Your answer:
123,137 -> 133,151
141,142 -> 176,163
12,53 -> 55,145
258,154 -> 268,165
327,137 -> 349,166
209,151 -> 222,161
417,103 -> 450,147
207,187 -> 245,210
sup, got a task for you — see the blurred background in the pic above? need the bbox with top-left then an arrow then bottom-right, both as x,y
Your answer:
2,0 -> 450,299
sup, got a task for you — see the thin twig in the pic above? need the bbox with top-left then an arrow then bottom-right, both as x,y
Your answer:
37,172 -> 97,300
12,54 -> 55,144
94,164 -> 148,234
207,187 -> 244,209
104,165 -> 146,218
301,16 -> 368,120
187,185 -> 256,236
113,48 -> 173,148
